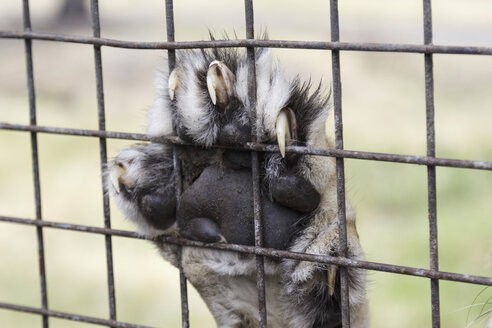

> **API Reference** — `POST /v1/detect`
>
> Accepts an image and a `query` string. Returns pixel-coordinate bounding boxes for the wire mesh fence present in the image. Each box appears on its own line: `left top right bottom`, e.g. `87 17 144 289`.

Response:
0 0 491 328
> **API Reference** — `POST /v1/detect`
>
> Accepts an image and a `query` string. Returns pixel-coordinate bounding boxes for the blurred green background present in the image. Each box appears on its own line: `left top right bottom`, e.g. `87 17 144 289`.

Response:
1 0 491 327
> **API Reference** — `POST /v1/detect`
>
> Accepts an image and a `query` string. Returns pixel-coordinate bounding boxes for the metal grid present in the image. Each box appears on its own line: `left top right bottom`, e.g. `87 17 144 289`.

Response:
0 0 492 327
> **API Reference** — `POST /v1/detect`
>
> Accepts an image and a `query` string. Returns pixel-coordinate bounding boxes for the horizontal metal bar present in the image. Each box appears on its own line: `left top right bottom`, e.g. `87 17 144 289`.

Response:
1 30 492 55
0 301 153 328
0 215 143 238
1 122 492 171
0 122 151 141
1 215 491 286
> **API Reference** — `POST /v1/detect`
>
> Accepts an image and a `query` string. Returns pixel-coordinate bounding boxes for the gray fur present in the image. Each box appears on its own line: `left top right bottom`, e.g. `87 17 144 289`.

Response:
107 41 369 327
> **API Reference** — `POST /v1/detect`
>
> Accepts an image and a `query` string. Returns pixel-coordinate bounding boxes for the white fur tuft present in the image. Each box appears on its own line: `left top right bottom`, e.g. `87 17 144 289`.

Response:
255 50 292 142
147 66 174 137
175 52 219 146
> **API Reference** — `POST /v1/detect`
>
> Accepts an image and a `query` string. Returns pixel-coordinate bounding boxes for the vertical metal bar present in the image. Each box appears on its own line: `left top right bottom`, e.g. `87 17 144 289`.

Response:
423 1 440 327
165 0 176 70
165 1 189 327
22 1 49 327
244 1 267 327
329 0 351 327
89 1 117 325
176 247 189 328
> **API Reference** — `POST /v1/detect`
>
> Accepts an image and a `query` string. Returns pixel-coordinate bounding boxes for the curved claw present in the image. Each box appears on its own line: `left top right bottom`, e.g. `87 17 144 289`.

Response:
206 60 235 106
109 161 136 194
275 107 297 158
168 68 179 101
328 265 337 296
109 163 125 194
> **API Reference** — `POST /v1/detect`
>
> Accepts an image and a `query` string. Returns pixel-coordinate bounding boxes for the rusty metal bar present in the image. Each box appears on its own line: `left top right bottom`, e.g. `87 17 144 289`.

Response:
2 122 492 171
0 302 154 328
1 215 491 287
244 0 268 326
90 0 117 324
330 0 351 326
164 1 190 327
165 0 176 69
2 30 492 55
423 1 441 327
21 1 49 327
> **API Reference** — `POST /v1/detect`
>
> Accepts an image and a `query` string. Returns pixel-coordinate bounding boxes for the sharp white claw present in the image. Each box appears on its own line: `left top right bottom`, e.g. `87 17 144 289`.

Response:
206 60 235 106
206 69 218 105
168 68 179 101
328 265 337 296
275 109 291 158
109 164 125 194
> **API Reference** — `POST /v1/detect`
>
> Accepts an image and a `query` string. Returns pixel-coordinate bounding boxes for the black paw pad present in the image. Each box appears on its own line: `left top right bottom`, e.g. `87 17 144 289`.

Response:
272 171 320 213
139 189 176 230
180 217 222 243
